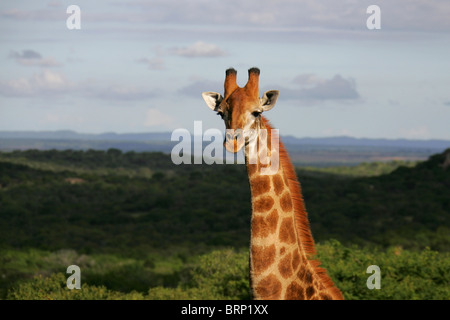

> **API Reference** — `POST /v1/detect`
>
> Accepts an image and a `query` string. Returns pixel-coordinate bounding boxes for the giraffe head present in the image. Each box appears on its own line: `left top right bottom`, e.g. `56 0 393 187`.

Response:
202 67 279 153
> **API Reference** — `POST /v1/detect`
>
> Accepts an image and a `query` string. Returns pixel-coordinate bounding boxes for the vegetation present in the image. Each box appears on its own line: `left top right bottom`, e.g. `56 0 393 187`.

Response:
0 148 449 299
4 243 449 300
303 160 419 177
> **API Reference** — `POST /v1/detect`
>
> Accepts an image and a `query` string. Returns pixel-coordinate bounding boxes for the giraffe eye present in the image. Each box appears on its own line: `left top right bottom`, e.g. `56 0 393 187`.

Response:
252 111 261 118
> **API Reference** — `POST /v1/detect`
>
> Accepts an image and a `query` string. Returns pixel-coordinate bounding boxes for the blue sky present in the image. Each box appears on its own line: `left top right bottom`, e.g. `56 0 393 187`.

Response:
1 0 450 140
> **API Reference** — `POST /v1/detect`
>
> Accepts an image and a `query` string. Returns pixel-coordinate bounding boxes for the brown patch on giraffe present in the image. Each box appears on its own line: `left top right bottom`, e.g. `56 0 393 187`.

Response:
297 267 306 284
252 209 279 238
316 280 325 290
272 174 284 196
254 274 282 300
280 191 293 212
251 175 271 197
252 216 267 238
305 286 315 299
266 209 279 232
320 293 332 300
282 170 290 187
285 282 305 300
251 245 276 274
279 217 296 244
291 249 300 271
280 247 286 255
297 266 313 284
253 196 274 213
247 163 258 177
304 270 313 284
278 252 293 279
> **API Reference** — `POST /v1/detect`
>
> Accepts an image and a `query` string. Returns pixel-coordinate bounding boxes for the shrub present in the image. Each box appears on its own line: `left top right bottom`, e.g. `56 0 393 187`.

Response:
7 273 144 300
317 240 450 300
184 249 250 299
6 243 449 300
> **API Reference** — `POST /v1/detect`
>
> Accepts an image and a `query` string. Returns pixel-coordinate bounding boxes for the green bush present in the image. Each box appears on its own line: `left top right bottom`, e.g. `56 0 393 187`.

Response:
7 273 144 300
317 240 450 300
5 243 449 300
184 249 250 299
147 287 213 300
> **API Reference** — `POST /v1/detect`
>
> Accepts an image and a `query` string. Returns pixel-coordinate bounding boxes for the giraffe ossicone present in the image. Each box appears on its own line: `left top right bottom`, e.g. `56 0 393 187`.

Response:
202 67 344 300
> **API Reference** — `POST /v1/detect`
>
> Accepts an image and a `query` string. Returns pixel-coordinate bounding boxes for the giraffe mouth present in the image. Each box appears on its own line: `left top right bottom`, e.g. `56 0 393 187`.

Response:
224 128 258 153
224 139 245 153
224 131 245 153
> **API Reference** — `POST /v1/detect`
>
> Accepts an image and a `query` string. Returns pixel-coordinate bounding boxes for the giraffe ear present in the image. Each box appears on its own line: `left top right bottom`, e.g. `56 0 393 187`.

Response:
260 90 279 112
202 92 223 111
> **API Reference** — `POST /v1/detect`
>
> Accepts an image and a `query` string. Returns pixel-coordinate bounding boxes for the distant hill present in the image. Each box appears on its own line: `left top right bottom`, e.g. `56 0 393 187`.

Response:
0 130 173 141
283 135 450 150
0 131 175 153
1 130 449 149
1 130 449 166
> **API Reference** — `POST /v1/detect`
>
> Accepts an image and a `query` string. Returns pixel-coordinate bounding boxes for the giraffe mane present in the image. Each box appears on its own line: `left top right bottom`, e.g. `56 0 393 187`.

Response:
261 116 343 297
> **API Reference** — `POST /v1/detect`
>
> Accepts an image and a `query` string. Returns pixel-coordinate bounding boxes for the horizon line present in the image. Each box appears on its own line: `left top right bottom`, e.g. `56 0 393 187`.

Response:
1 129 450 142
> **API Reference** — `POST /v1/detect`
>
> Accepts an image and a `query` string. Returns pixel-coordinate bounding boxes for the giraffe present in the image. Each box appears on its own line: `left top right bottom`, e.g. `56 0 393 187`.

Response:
202 67 344 300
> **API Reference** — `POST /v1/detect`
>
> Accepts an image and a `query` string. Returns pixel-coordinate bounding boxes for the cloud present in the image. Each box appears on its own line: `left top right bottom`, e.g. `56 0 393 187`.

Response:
179 79 223 98
47 1 62 8
3 1 450 37
144 108 175 127
300 75 359 100
4 1 450 46
0 70 156 101
136 42 226 72
111 0 450 34
9 49 41 59
1 9 30 20
0 70 72 97
136 57 165 70
9 49 61 67
275 74 360 102
170 41 227 58
292 74 321 86
1 7 60 21
444 101 450 106
87 84 157 101
136 46 166 70
179 74 359 102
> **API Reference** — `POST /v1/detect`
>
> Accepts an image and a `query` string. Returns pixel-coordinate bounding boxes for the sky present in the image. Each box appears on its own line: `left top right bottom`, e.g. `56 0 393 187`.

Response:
1 0 450 140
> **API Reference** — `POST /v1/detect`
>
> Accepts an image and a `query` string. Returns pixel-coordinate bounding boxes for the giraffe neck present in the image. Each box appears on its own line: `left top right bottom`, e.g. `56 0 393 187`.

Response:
244 117 344 300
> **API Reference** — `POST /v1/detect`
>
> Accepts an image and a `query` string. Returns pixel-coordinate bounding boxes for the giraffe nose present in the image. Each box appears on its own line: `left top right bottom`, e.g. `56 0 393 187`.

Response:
224 129 244 153
225 130 242 142
226 131 234 142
